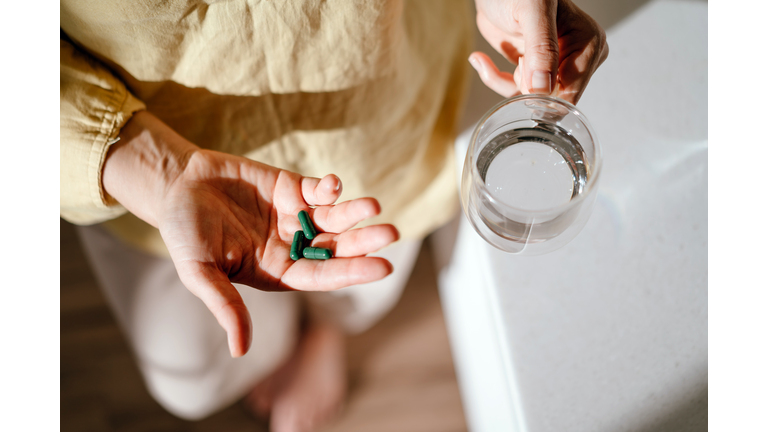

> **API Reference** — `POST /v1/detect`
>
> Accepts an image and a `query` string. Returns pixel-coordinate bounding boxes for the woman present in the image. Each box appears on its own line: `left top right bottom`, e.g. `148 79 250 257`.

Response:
60 1 607 430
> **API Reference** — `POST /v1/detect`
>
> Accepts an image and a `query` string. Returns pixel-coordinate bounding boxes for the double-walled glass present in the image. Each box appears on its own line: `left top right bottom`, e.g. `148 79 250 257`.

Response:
460 95 602 255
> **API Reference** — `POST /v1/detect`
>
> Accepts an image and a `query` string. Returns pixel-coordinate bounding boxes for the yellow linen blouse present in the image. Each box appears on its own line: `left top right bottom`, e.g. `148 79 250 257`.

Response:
60 0 473 257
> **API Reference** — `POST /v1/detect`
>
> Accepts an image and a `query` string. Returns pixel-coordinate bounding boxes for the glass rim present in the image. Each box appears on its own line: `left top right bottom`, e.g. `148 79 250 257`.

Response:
468 94 603 216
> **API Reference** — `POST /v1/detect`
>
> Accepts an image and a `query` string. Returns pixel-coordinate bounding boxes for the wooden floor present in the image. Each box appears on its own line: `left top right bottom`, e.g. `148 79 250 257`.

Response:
61 219 468 432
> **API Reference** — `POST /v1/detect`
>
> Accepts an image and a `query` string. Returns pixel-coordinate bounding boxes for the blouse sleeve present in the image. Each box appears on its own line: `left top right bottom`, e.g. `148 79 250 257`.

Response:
60 39 146 225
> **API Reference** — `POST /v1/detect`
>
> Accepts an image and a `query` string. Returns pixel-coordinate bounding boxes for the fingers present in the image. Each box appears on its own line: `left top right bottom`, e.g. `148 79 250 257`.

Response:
301 174 342 206
275 168 382 238
282 256 394 291
468 52 521 98
517 56 529 94
475 9 523 63
518 0 559 95
310 224 400 257
557 29 609 104
309 197 381 233
176 262 253 358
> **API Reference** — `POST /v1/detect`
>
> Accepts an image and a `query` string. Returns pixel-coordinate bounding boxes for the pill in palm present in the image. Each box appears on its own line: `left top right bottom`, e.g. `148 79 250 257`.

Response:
302 247 332 260
290 230 306 261
298 210 317 240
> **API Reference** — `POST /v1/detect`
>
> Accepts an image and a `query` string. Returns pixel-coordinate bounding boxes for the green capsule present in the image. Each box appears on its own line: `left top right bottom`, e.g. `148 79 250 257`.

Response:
302 247 332 260
298 210 317 240
290 230 306 261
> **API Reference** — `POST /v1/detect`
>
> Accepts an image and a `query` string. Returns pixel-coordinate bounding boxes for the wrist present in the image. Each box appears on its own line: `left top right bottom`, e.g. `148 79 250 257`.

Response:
102 110 198 227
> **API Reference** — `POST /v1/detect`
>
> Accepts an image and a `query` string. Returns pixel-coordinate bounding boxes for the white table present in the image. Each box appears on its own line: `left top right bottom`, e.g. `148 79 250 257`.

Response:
435 1 708 431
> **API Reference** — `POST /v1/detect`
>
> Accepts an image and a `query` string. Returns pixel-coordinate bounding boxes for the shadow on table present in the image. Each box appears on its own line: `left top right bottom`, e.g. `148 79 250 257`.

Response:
634 382 708 432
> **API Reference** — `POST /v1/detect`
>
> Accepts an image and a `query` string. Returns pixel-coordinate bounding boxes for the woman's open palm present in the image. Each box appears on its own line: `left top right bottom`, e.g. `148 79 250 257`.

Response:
156 150 399 357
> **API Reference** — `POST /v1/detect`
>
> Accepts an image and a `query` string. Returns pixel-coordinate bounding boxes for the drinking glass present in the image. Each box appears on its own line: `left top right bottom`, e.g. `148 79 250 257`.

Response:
460 95 602 255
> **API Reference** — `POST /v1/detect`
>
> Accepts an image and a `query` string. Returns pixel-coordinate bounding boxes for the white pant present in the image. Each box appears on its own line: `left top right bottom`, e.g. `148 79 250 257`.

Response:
76 225 422 420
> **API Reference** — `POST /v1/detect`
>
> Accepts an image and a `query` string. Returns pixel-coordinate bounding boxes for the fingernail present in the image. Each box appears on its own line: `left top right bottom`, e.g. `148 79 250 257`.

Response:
468 56 483 76
531 70 552 94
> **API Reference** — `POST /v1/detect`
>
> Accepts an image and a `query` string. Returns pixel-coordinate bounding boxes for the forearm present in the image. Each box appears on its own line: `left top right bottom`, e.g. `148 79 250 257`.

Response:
102 110 199 227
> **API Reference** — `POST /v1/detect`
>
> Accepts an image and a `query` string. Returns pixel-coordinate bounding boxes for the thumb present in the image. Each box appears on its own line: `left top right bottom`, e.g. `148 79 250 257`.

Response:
519 1 559 95
177 262 253 358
